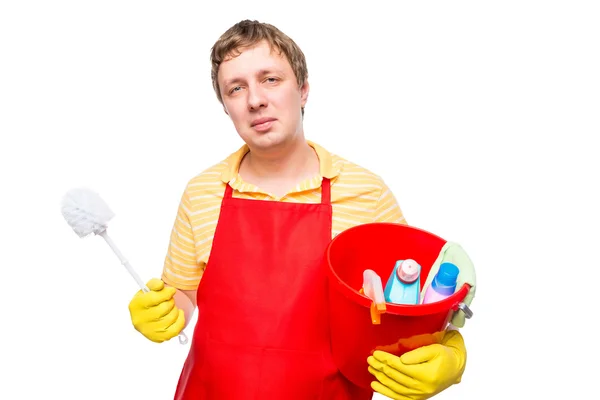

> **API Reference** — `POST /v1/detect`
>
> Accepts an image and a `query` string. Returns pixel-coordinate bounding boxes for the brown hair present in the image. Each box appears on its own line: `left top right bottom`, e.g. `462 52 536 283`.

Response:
210 20 308 115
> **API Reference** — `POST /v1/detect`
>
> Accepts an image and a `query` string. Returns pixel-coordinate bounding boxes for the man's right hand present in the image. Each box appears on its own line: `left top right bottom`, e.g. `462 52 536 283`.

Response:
128 278 185 343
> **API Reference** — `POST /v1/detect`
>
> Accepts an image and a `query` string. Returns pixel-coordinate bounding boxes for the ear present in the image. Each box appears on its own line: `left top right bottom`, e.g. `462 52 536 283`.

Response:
300 80 310 108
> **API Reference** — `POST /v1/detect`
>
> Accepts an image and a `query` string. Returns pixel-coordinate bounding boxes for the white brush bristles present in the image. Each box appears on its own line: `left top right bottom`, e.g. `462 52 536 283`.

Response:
61 188 115 237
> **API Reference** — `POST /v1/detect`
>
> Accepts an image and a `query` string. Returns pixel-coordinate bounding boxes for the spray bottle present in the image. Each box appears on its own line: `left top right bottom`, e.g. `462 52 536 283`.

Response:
383 259 421 305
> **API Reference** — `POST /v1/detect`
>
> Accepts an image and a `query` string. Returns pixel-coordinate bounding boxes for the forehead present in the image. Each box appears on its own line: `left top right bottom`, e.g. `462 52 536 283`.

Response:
218 41 292 83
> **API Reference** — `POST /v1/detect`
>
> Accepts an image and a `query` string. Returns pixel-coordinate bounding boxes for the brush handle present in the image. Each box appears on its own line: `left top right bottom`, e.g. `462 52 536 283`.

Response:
98 230 189 345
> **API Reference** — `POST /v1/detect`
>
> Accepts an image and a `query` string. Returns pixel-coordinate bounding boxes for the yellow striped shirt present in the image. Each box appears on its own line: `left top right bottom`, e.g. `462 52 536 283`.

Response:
161 141 407 291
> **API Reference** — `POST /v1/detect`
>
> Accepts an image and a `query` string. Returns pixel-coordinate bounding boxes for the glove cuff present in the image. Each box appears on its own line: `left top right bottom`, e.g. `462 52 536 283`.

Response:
442 330 467 384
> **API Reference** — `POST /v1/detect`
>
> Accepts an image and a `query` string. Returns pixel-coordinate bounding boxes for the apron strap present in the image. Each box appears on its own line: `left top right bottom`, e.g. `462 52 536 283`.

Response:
321 177 331 205
224 182 234 199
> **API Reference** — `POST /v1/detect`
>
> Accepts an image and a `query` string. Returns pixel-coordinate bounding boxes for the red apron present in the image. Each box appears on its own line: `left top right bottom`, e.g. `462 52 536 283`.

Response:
173 178 372 399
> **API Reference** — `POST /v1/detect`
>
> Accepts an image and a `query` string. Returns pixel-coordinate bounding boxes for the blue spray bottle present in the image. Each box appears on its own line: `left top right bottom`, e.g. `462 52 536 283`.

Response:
383 259 421 305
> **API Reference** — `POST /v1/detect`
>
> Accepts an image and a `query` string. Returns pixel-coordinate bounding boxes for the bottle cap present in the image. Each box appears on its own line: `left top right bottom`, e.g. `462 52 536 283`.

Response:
397 259 420 283
434 262 459 287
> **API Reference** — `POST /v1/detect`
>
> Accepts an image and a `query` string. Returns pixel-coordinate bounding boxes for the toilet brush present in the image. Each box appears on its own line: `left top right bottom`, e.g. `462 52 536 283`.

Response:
60 187 188 345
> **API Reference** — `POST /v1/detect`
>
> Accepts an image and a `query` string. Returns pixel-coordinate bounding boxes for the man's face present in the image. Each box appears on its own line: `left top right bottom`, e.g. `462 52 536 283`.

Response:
218 40 309 152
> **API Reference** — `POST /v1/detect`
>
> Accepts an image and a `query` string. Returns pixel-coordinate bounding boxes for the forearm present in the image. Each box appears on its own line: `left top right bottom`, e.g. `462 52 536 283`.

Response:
172 288 196 328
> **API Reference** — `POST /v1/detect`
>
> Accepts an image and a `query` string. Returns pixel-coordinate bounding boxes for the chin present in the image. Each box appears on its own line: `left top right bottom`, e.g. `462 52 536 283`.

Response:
247 131 288 149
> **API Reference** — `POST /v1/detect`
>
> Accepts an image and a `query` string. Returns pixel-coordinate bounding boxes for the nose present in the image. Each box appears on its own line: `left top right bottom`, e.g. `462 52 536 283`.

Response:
247 84 267 111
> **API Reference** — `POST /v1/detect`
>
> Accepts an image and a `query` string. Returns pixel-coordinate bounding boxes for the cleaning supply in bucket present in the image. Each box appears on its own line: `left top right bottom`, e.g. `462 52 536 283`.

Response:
423 241 476 327
383 259 421 305
422 262 459 304
359 269 386 324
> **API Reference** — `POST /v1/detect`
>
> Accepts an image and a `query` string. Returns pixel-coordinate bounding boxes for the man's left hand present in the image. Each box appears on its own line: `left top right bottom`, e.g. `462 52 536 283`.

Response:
367 330 466 400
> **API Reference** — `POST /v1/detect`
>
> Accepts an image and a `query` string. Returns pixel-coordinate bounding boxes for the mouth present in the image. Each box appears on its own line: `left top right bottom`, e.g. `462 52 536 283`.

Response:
251 118 277 132
251 117 277 127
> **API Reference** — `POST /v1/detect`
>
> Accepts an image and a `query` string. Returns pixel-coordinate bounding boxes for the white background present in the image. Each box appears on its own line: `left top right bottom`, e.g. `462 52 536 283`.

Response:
1 1 599 399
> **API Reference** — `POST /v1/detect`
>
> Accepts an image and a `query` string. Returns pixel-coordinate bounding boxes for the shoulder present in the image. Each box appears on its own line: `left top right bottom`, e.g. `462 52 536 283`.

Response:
334 154 385 183
180 147 245 207
311 140 387 190
328 152 390 200
324 149 406 225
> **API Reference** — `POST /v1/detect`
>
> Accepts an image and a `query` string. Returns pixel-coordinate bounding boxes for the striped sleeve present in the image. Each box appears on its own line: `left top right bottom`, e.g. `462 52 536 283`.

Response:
161 188 204 291
372 183 407 224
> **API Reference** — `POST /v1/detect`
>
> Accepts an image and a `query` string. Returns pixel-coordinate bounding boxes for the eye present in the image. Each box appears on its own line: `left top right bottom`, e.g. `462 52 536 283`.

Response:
265 77 278 83
229 86 242 94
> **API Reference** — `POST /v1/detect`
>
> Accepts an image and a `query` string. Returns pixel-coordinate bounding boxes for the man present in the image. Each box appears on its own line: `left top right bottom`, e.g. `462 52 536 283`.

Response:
127 19 467 399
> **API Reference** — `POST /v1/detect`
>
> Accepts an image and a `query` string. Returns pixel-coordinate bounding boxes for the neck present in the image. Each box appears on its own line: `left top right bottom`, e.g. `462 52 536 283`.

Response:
239 138 320 196
245 138 317 178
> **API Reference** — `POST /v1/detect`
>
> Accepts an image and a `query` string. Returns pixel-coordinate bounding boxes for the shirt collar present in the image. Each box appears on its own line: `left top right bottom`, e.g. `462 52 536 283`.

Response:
220 140 341 183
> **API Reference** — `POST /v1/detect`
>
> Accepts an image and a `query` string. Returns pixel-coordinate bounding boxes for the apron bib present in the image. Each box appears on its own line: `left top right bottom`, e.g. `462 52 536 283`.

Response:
174 178 371 399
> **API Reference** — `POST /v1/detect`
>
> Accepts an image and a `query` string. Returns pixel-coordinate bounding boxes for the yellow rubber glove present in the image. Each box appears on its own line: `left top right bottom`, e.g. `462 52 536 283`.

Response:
128 278 185 343
367 330 466 399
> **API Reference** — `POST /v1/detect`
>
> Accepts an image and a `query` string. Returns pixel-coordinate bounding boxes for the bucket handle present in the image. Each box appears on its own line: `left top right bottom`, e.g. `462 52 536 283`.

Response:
457 302 473 319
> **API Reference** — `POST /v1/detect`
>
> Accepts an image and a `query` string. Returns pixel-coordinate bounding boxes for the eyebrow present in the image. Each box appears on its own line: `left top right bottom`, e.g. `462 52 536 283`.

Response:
223 69 284 88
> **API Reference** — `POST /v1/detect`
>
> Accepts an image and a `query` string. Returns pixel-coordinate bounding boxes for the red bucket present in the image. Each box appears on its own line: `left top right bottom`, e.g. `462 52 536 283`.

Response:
325 222 469 390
